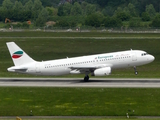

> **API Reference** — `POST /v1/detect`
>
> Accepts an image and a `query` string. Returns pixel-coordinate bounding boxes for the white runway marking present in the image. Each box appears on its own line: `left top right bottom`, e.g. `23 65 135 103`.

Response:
0 78 160 88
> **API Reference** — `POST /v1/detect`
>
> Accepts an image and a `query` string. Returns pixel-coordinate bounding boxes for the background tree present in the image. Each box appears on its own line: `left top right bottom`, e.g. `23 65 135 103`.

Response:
13 1 23 11
145 4 156 18
46 7 57 16
63 2 72 16
127 3 137 17
40 0 60 7
81 1 88 15
116 11 130 21
57 5 64 16
23 0 33 21
56 18 77 27
12 1 24 21
85 3 96 15
151 14 160 27
104 17 122 27
24 0 33 11
129 18 141 27
35 8 49 27
85 12 104 27
22 22 30 28
114 7 131 21
141 12 150 21
96 0 109 7
0 0 160 28
0 7 5 21
102 6 114 16
32 0 43 20
70 2 82 15
2 0 14 20
57 19 69 27
2 0 13 10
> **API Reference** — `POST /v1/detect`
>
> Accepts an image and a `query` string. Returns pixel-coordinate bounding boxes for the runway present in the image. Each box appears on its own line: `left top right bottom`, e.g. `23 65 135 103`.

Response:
0 78 160 87
1 36 160 40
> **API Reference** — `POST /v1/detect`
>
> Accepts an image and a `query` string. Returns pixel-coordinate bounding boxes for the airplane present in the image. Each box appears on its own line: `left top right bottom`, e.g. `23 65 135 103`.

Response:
6 42 155 82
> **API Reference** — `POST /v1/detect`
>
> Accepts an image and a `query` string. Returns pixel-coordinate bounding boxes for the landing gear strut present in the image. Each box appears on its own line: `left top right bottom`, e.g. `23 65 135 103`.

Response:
84 75 89 82
134 66 138 75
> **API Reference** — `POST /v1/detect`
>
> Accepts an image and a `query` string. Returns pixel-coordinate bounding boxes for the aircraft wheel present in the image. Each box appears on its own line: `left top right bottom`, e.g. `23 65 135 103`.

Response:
135 71 138 75
84 75 89 82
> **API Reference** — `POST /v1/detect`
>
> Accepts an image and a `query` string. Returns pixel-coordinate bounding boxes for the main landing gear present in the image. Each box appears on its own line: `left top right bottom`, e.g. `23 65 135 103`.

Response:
134 66 138 75
84 75 89 82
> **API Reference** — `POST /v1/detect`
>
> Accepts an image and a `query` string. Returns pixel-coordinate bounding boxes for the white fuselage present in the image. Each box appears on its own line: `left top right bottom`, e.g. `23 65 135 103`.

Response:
8 50 155 76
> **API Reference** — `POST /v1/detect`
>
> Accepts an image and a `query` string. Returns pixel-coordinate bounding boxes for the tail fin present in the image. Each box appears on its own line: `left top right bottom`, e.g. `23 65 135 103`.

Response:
6 42 35 66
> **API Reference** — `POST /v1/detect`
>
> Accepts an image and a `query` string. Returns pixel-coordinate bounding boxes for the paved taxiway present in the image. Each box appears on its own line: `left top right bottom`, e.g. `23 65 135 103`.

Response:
0 78 160 87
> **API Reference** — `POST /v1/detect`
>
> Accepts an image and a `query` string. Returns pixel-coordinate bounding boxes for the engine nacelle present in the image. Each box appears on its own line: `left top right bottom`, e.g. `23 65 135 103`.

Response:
91 67 111 76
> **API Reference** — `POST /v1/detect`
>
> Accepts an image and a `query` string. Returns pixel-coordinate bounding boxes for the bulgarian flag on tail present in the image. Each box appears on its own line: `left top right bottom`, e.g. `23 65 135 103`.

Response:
12 51 23 59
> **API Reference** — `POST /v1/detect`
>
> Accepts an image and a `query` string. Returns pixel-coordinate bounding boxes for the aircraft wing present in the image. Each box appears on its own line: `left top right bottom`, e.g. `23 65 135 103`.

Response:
70 64 112 69
69 64 112 74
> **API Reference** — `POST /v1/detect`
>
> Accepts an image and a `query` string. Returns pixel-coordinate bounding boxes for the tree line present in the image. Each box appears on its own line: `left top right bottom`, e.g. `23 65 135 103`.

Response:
0 0 160 28
0 0 49 27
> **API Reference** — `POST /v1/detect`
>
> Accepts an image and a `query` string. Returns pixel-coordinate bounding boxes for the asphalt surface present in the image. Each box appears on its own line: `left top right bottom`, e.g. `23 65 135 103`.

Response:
1 36 160 39
0 78 160 87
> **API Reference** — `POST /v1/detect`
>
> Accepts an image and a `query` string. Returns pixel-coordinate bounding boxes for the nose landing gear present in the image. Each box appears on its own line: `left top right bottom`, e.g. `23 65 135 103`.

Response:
134 66 138 75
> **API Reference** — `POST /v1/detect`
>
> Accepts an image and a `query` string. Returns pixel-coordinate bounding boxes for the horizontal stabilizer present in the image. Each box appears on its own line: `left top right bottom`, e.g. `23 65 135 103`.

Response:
7 66 28 72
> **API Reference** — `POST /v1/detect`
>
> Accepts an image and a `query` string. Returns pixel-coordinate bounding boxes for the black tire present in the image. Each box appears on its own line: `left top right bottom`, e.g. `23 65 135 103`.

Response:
84 75 89 82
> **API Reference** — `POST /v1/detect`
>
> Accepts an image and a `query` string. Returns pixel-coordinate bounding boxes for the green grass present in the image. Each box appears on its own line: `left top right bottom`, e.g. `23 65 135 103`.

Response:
0 22 6 28
0 32 159 77
0 87 160 116
1 32 160 37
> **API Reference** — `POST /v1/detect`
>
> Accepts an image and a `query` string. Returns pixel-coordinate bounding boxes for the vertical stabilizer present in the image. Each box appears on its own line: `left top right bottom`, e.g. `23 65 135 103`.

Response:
6 42 35 66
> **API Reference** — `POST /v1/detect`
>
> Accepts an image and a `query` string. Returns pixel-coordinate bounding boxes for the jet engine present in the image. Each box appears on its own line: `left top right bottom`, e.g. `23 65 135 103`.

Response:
91 67 111 76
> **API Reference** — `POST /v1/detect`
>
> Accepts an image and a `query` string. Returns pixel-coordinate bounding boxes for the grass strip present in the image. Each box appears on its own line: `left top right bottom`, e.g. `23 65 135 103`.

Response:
1 32 160 37
0 87 160 116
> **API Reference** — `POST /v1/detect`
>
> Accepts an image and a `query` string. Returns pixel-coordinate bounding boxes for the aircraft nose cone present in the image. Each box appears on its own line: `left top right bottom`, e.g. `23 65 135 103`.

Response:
150 55 155 62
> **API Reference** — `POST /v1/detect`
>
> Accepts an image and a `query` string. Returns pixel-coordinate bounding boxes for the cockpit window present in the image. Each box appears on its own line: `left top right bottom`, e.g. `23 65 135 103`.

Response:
141 53 148 56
